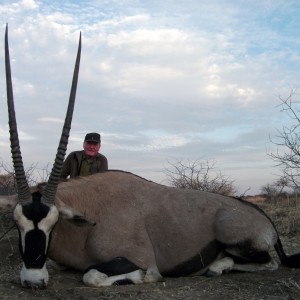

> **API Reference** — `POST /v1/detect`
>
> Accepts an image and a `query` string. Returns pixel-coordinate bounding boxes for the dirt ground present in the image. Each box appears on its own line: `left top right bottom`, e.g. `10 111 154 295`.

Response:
0 225 300 300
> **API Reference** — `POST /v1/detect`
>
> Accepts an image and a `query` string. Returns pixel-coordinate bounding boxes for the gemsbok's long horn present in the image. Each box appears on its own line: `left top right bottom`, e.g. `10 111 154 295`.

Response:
5 23 81 205
5 24 31 203
42 32 81 204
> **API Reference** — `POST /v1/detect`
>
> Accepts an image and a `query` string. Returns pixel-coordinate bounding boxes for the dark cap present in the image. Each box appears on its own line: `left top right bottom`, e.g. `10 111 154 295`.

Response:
84 132 101 143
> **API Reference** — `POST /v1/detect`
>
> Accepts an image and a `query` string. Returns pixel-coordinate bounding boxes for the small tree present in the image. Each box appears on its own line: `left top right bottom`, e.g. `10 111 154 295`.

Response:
164 159 236 196
0 161 50 195
269 89 300 189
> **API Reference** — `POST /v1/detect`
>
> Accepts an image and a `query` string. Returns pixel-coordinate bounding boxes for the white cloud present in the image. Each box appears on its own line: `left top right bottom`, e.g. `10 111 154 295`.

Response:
101 14 150 27
38 117 64 124
107 130 189 152
1 0 300 194
42 12 74 24
20 0 38 9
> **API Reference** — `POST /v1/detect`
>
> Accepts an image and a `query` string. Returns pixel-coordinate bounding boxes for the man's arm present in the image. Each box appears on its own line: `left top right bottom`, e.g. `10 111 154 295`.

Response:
102 156 108 171
60 153 72 178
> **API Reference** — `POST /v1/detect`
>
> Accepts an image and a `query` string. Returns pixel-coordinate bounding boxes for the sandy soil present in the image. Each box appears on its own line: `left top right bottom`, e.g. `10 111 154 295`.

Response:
0 226 300 300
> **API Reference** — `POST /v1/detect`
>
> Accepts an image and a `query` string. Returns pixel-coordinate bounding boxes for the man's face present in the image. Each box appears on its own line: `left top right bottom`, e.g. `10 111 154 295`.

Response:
83 141 100 158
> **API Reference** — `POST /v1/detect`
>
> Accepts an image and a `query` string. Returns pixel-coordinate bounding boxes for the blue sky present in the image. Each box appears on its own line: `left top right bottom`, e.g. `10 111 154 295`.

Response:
1 0 300 194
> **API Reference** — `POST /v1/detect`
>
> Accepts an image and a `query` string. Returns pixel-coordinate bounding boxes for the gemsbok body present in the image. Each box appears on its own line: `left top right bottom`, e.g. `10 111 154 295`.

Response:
1 25 300 289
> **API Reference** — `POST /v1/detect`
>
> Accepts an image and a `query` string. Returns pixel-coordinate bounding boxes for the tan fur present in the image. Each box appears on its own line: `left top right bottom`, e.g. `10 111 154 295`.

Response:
47 171 277 275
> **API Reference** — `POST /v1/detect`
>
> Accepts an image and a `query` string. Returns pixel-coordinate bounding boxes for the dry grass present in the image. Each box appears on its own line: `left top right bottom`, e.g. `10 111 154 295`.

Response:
257 196 300 236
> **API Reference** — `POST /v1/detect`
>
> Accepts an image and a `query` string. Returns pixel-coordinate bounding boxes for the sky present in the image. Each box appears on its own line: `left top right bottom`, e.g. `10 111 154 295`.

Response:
1 0 300 195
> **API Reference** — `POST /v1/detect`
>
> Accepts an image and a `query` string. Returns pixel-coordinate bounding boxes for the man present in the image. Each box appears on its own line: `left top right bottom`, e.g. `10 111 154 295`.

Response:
61 132 108 179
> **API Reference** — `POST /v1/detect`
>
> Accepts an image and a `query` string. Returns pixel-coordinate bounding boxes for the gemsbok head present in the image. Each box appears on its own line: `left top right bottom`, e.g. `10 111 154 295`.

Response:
4 24 81 288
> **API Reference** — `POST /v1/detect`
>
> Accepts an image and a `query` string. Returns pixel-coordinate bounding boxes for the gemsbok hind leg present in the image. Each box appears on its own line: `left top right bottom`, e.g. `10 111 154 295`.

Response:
225 244 278 273
206 253 278 277
230 258 278 273
206 256 235 276
210 207 279 276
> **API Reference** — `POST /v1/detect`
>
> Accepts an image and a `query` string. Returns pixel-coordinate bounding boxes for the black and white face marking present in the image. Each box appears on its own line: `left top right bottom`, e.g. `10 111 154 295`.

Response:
13 192 59 288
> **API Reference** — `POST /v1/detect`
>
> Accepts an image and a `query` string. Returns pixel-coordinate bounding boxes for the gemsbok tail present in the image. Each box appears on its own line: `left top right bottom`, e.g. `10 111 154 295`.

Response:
275 238 300 268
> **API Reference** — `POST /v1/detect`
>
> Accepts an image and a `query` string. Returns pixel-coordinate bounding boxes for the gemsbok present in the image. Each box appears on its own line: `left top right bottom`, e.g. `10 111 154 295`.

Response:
1 25 300 289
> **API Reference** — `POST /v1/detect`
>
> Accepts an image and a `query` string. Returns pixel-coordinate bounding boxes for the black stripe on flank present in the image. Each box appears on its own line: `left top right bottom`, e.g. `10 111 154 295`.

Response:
163 240 221 277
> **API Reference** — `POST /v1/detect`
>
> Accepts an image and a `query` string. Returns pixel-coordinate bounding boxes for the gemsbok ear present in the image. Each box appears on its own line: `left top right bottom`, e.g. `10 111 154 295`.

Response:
56 197 96 226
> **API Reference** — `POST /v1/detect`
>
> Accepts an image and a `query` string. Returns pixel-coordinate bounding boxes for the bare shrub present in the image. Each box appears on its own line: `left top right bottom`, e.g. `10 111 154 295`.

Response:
0 161 50 195
164 159 236 196
0 173 15 195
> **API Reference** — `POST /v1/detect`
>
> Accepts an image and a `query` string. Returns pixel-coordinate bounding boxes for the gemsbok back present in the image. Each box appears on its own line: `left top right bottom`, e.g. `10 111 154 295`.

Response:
1 25 300 289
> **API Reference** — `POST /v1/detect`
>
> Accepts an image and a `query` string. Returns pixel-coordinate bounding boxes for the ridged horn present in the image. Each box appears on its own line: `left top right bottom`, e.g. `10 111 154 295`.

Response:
5 24 31 203
42 32 81 204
